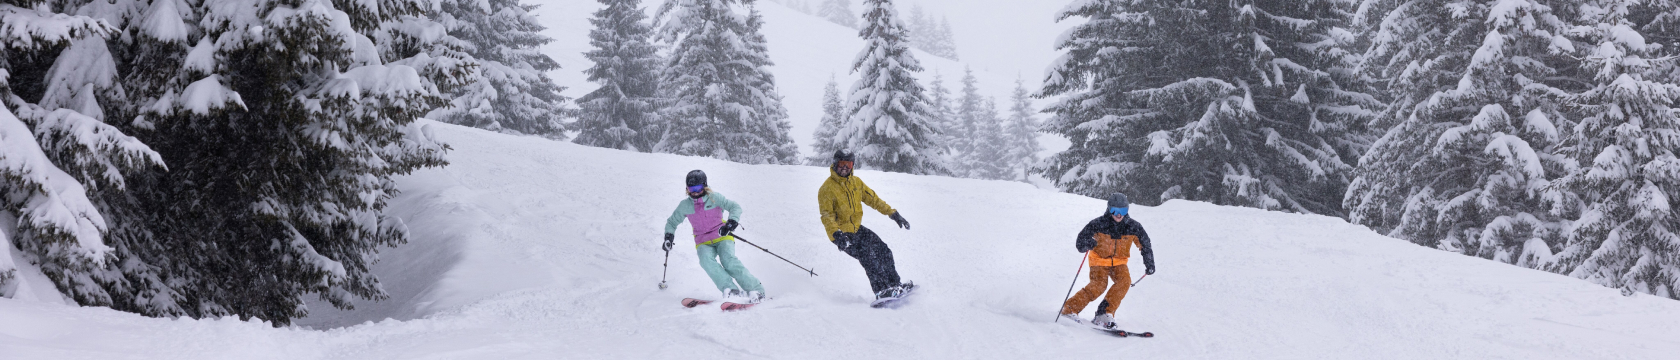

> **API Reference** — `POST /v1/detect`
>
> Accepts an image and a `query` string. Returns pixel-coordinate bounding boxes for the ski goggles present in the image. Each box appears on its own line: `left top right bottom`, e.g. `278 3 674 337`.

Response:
686 185 705 193
836 161 854 170
1108 206 1129 216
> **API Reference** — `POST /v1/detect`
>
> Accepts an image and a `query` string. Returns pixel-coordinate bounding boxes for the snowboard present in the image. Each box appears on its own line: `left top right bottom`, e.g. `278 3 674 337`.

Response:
681 298 713 308
869 282 917 309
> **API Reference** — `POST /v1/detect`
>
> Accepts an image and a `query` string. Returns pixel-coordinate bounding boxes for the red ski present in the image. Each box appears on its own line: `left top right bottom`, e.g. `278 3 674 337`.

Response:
681 298 714 308
720 302 757 311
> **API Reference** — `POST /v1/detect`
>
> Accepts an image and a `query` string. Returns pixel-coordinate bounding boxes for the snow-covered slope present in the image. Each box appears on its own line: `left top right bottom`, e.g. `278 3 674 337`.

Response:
4 122 1678 359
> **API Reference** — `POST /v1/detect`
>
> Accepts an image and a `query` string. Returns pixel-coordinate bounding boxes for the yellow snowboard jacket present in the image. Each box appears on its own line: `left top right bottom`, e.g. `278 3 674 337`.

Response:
817 168 896 242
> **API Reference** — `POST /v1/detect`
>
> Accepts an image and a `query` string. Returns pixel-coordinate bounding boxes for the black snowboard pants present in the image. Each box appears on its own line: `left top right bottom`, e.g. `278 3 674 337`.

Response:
837 226 901 294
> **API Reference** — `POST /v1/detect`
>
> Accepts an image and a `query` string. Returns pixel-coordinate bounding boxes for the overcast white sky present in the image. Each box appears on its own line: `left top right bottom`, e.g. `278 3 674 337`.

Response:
893 0 1074 84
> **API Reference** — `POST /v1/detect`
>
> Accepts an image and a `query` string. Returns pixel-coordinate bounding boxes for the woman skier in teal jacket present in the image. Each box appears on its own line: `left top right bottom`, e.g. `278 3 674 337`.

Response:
663 170 765 302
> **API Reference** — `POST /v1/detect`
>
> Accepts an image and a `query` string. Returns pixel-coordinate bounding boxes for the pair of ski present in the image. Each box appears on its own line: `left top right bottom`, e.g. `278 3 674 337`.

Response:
1092 325 1154 338
682 298 757 311
1064 315 1153 338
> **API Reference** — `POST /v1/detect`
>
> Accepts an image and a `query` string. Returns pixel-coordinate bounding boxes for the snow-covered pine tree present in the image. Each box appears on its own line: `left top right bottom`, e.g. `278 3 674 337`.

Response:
927 17 958 60
738 8 801 161
819 0 857 28
1549 0 1680 299
655 1 798 164
1345 0 1577 263
968 97 1011 180
950 67 983 177
839 0 946 174
428 0 570 139
74 0 211 313
808 75 847 165
1004 79 1041 182
901 8 955 60
1635 2 1680 87
0 0 163 302
1037 0 1377 215
93 0 453 324
925 72 958 163
576 0 663 152
908 4 931 53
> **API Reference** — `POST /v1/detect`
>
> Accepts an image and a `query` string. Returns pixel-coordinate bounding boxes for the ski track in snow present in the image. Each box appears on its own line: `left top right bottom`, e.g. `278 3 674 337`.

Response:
4 122 1679 359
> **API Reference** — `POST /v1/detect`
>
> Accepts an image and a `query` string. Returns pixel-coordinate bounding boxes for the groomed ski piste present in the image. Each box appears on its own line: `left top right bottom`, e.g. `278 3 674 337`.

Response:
5 121 1680 359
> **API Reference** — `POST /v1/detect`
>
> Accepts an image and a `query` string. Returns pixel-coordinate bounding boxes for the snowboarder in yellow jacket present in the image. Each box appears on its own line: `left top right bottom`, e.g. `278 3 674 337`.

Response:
1061 193 1155 329
818 150 913 300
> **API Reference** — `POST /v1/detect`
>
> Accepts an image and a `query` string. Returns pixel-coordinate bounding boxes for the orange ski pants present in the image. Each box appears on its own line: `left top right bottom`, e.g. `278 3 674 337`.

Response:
1061 265 1130 316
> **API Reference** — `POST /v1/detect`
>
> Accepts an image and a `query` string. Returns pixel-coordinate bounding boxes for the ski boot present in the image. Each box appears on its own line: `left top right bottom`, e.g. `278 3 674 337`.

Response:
878 281 916 298
745 290 765 304
1091 313 1115 329
874 287 901 300
722 288 746 302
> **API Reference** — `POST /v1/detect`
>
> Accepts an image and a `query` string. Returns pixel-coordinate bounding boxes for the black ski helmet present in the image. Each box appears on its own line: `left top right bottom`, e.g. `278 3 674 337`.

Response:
1107 193 1130 209
686 170 707 187
833 149 855 163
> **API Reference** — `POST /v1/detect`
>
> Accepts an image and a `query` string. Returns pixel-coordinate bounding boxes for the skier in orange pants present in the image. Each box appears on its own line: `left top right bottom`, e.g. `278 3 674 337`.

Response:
1060 193 1155 328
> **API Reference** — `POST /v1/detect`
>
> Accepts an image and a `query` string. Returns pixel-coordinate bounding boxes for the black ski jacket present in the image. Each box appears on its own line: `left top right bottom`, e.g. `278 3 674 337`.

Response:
1075 215 1154 269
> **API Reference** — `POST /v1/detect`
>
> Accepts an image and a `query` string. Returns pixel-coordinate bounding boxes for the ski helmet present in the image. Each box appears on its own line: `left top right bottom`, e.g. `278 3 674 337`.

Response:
833 149 855 163
686 170 707 187
1106 193 1130 216
1107 193 1130 208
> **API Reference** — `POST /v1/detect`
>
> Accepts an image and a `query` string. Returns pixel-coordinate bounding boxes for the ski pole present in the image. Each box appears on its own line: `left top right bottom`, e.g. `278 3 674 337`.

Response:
731 234 818 277
659 247 671 290
1131 274 1148 287
1055 255 1089 323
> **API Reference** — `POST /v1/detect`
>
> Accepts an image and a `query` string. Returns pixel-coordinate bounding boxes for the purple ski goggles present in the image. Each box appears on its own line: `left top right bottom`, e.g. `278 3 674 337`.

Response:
687 185 705 193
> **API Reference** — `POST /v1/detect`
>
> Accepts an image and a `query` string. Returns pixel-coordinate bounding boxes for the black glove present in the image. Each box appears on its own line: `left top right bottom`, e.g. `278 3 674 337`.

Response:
1076 237 1095 253
719 219 739 236
663 233 675 251
832 231 855 253
1146 264 1156 275
889 211 910 230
